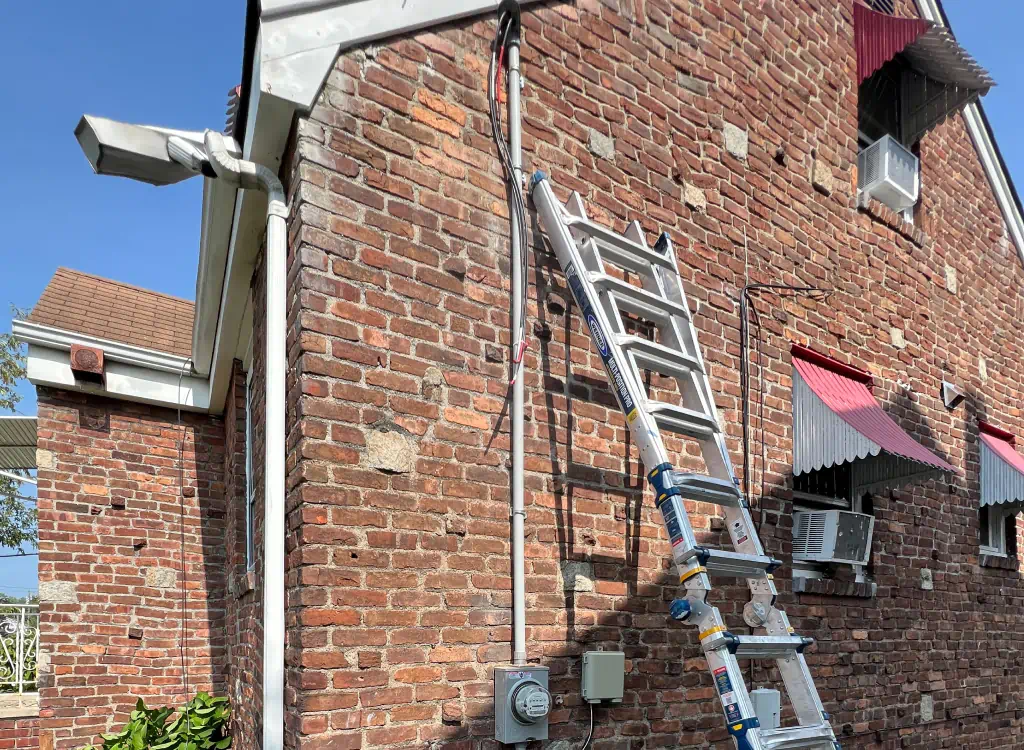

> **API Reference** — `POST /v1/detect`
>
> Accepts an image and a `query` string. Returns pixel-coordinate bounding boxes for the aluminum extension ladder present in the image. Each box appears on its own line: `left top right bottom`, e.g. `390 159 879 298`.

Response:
530 173 841 750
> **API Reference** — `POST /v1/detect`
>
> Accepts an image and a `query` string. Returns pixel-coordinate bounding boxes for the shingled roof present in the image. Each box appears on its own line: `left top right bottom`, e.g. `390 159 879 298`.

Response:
28 268 194 358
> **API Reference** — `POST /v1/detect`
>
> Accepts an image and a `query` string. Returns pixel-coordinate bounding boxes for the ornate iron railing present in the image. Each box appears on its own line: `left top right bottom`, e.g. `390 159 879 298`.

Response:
0 604 38 693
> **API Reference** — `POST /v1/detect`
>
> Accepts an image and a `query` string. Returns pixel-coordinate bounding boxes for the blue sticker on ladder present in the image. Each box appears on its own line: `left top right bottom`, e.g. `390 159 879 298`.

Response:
565 263 638 423
658 499 685 549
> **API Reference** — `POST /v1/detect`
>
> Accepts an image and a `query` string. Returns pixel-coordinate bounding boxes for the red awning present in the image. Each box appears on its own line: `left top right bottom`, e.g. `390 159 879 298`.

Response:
979 421 1024 507
854 2 931 84
791 345 955 491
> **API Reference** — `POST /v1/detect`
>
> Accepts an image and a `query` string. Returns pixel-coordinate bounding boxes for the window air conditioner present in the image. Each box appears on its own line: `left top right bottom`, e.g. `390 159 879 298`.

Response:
793 510 875 566
857 135 919 212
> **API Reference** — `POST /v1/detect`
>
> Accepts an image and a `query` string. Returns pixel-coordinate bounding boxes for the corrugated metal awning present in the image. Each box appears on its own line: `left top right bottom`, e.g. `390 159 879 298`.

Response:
0 417 37 470
979 421 1024 508
856 2 994 144
792 345 955 494
855 2 930 84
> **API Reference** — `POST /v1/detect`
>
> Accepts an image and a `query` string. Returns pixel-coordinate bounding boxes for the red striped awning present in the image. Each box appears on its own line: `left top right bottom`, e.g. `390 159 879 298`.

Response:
855 2 931 84
791 345 955 492
979 421 1024 507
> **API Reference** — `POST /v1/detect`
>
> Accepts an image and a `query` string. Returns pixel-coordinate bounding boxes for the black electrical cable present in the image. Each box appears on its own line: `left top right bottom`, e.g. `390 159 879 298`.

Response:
0 552 39 559
488 5 529 384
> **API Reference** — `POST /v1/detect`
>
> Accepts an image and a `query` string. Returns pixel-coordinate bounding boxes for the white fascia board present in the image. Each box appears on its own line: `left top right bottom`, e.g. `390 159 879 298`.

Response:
23 344 210 413
916 0 1024 259
193 175 240 376
14 321 193 375
259 0 545 110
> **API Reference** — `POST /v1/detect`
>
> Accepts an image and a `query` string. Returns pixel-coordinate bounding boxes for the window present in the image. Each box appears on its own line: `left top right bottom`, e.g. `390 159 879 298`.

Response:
868 0 895 15
980 505 1017 557
245 367 256 570
793 463 853 510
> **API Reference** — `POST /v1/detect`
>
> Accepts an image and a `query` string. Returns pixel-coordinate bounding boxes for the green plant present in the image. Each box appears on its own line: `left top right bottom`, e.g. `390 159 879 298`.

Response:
83 694 231 750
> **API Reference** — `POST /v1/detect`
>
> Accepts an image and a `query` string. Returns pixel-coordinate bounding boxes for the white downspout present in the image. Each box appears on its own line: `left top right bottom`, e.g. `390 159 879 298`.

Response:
506 30 527 669
204 131 287 750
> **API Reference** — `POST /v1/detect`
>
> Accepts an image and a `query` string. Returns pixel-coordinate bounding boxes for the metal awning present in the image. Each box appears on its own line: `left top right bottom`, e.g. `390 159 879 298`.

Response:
979 421 1024 508
792 345 955 494
856 2 994 144
0 417 37 470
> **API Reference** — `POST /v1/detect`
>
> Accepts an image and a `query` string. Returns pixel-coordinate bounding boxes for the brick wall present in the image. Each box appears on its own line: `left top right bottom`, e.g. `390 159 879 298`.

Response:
272 1 1024 748
0 717 40 750
35 391 227 750
222 361 263 750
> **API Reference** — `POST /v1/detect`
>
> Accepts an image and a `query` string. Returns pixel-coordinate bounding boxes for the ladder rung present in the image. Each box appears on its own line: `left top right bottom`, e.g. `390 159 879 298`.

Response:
757 724 836 750
647 401 718 439
616 335 702 380
667 472 743 507
705 633 814 659
589 273 689 322
680 547 780 579
565 217 676 274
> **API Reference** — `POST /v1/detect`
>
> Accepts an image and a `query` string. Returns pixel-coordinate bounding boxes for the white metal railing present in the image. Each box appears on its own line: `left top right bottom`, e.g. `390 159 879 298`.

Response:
0 604 38 694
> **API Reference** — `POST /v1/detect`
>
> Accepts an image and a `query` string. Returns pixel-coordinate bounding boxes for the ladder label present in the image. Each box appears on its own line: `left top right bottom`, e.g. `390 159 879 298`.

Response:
658 497 685 548
565 263 639 423
713 667 742 723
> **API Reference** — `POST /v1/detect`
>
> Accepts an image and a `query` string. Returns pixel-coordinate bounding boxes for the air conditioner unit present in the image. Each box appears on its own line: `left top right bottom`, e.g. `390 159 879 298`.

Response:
793 510 874 565
857 135 919 212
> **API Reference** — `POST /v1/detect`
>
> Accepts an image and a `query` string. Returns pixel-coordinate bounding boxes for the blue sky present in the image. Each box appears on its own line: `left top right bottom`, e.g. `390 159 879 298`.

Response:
0 2 1020 594
0 2 243 594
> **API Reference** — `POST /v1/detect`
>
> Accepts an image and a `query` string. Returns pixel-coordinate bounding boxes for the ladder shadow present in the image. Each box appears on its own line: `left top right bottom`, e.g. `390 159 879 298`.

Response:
533 234 651 644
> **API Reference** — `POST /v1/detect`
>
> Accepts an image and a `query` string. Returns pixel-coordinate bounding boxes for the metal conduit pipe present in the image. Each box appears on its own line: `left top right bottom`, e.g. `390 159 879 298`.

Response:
506 33 527 669
204 130 288 750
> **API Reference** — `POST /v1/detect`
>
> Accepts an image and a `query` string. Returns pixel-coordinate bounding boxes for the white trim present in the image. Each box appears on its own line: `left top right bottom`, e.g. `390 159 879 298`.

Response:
0 470 35 486
21 342 210 412
13 320 192 375
259 0 545 109
916 0 1024 258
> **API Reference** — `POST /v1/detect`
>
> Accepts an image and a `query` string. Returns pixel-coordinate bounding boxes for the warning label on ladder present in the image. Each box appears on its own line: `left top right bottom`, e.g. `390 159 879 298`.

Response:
714 667 742 723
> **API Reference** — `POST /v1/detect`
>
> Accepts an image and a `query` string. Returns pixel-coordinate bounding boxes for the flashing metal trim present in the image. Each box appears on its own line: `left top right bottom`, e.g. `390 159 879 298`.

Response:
13 320 193 375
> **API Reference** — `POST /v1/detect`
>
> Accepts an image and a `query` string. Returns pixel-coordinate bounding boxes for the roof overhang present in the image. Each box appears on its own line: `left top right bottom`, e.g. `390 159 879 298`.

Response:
979 421 1024 508
791 344 955 494
193 0 545 412
0 417 36 471
13 320 210 412
914 0 1024 258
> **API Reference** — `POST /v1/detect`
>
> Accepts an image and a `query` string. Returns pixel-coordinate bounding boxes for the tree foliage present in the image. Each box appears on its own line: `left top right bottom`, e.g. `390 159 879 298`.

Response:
0 318 34 551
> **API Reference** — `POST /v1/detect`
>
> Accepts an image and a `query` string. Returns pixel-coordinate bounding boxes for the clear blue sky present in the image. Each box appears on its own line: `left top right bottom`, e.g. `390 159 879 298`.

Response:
0 1 243 594
0 2 1020 594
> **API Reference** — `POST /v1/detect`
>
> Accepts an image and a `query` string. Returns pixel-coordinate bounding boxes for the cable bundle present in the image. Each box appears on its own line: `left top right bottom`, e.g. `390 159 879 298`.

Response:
488 4 529 385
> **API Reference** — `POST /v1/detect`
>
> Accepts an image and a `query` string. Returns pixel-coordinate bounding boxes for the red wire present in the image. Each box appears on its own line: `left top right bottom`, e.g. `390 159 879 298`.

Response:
497 45 506 104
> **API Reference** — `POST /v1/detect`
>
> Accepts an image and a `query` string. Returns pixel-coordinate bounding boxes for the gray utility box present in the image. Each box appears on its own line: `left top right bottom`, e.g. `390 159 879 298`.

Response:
581 651 625 704
494 666 551 745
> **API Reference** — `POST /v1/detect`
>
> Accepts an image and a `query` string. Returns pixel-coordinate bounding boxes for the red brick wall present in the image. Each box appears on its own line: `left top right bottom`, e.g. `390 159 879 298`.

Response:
272 1 1024 749
0 717 40 750
222 361 263 750
35 390 227 750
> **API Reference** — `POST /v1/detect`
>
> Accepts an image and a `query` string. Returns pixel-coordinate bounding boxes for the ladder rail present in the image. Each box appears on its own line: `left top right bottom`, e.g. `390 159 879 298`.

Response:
530 173 841 750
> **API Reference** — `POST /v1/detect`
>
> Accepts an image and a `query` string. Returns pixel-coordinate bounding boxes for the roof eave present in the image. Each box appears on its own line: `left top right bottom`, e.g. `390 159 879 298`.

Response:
916 0 1024 259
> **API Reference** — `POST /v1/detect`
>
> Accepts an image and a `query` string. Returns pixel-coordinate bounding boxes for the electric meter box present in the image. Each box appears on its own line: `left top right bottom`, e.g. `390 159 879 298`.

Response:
494 665 551 744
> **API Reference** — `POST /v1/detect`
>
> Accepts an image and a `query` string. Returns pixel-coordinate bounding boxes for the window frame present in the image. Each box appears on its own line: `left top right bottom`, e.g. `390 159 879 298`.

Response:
980 505 1009 557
